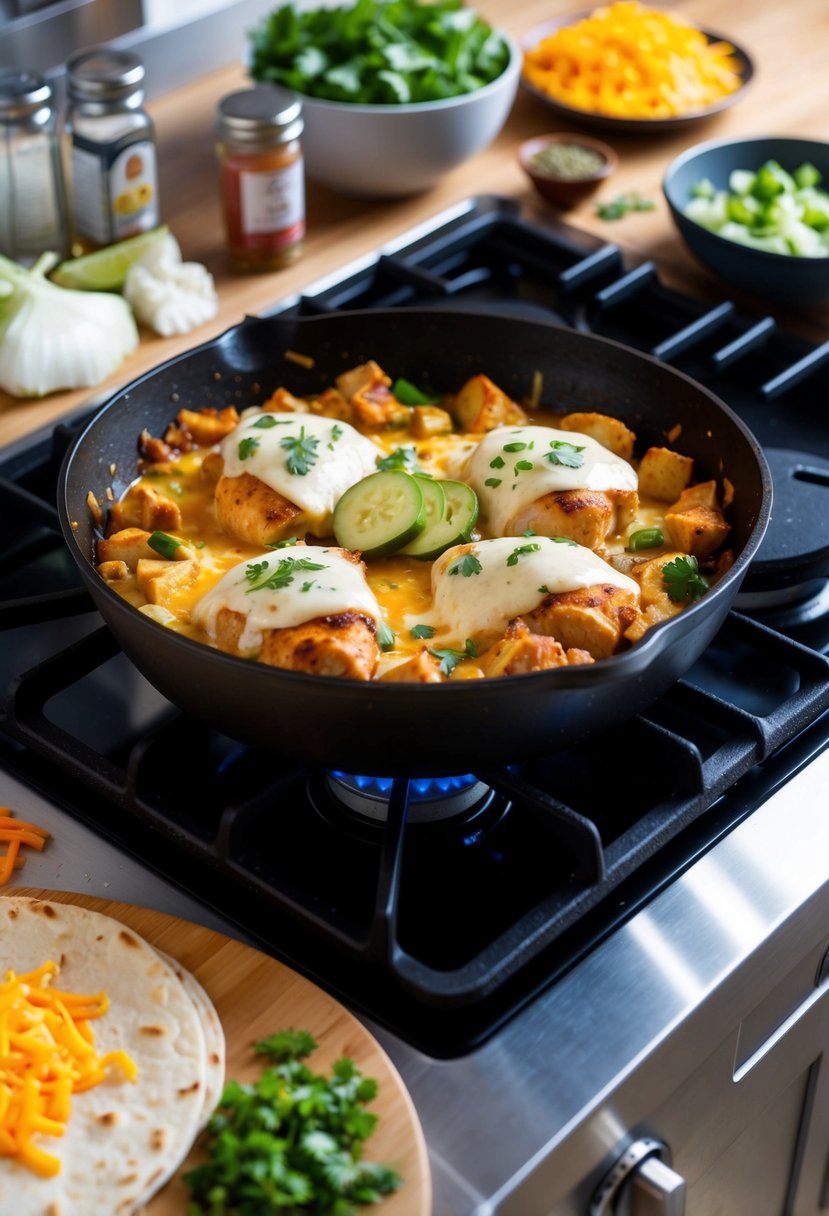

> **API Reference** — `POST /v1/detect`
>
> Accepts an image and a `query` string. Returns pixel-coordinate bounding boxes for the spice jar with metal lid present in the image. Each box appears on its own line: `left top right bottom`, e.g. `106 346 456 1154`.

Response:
0 69 69 264
215 86 304 272
65 47 160 254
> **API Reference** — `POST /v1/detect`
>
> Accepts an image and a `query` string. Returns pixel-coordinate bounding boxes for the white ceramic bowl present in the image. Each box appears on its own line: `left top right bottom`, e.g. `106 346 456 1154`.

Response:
297 32 521 197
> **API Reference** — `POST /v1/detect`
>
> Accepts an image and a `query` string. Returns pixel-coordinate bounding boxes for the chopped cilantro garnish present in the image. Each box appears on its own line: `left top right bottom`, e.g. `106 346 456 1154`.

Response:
251 415 281 429
447 552 483 578
280 426 320 476
489 455 505 469
514 460 533 473
523 528 537 537
268 536 300 549
538 584 550 594
376 445 418 472
245 555 327 593
391 377 439 405
238 435 260 460
663 554 709 603
545 440 585 469
428 638 478 676
484 477 502 488
301 581 316 592
410 623 436 640
506 542 541 567
503 441 528 452
551 536 578 546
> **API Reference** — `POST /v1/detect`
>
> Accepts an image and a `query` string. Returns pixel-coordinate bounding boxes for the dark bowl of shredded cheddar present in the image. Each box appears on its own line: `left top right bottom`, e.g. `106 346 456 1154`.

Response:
518 133 617 208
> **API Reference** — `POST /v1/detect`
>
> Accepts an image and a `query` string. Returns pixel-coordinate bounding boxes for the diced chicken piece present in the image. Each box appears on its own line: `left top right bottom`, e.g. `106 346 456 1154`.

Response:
623 551 687 643
107 484 182 535
637 446 694 502
200 450 224 482
97 526 157 570
214 471 304 546
453 374 528 433
97 560 129 582
559 411 636 461
527 584 640 659
381 649 444 683
335 360 390 400
508 488 639 549
138 428 177 465
261 387 309 414
478 619 594 677
136 557 199 606
411 405 453 439
174 406 240 447
664 480 730 559
351 383 410 429
309 387 352 423
213 608 378 680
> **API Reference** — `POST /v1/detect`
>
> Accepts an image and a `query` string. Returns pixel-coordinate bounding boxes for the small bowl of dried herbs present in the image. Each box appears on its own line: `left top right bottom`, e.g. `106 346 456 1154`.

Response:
518 133 617 208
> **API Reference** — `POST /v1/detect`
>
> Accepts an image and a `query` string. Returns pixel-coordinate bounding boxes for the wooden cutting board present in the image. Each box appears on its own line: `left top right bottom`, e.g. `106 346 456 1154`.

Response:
7 888 431 1216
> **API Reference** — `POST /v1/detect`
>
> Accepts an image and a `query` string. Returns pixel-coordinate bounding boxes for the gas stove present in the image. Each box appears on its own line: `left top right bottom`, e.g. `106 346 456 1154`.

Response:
3 195 829 1214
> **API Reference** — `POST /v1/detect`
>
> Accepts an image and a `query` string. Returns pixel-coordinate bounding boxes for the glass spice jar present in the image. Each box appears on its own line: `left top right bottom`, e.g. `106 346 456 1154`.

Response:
65 47 160 254
0 69 69 264
215 86 304 272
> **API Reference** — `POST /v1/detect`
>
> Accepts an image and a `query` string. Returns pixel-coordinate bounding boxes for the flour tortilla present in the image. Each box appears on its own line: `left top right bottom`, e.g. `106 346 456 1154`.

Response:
0 897 209 1216
155 948 225 1126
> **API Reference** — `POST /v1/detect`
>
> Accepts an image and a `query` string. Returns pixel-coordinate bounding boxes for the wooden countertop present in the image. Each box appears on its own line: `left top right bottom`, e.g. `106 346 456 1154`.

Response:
2 0 828 445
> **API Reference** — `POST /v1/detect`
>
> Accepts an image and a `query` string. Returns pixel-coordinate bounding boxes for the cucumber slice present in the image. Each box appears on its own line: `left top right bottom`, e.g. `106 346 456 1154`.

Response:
399 476 446 556
333 470 426 558
402 479 479 560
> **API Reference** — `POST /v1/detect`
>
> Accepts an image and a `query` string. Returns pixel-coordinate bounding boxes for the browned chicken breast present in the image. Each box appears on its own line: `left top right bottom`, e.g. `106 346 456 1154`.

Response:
212 607 378 680
526 584 641 659
478 620 594 676
508 488 638 550
214 470 304 548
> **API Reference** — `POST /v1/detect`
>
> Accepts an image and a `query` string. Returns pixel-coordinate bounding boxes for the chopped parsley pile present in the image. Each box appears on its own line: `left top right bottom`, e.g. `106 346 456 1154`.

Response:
184 1029 402 1215
248 0 512 104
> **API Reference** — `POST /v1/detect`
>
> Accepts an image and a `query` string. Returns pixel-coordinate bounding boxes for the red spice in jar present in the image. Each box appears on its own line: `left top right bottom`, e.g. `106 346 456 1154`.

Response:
215 86 304 272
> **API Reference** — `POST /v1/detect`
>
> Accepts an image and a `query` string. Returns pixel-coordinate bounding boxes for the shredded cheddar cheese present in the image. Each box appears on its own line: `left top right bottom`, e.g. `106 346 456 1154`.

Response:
0 960 137 1177
523 2 745 120
0 810 50 886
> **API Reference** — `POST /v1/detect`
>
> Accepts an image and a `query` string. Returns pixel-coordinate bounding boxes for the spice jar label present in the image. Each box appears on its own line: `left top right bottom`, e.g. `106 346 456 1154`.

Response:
239 157 304 242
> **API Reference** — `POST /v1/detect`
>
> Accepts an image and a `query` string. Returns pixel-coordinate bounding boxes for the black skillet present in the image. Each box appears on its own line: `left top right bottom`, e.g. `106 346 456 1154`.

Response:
59 309 772 776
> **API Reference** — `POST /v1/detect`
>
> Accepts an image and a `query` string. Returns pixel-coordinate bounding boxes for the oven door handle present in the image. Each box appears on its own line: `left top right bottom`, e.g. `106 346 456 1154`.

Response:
733 952 829 1083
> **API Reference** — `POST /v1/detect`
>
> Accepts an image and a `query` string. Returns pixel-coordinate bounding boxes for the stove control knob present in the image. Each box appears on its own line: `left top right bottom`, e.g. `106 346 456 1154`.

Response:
590 1137 687 1216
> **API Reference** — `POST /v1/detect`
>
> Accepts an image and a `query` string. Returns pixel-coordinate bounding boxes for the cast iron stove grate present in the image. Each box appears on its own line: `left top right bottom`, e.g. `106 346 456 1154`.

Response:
3 195 829 1055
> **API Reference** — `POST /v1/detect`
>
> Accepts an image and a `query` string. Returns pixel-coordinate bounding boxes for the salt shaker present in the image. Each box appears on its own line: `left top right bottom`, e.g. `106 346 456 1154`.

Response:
0 69 69 264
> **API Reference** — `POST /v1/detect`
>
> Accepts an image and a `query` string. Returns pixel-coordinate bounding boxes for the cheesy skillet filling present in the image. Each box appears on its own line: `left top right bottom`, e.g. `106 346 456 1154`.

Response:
93 362 734 683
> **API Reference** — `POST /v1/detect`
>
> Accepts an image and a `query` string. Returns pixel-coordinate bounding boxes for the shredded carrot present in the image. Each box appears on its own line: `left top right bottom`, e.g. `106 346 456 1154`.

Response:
0 960 137 1177
0 809 50 887
523 2 745 120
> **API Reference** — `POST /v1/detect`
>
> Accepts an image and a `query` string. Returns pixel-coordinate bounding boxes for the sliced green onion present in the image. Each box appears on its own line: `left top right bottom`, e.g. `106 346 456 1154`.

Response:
391 377 439 406
148 531 183 559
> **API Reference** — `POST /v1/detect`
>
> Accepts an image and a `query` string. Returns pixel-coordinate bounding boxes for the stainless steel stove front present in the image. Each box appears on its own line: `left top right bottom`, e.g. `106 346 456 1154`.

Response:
11 742 829 1216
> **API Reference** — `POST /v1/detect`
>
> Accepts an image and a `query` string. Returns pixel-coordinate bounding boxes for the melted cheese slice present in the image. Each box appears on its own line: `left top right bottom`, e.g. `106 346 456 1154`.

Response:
420 535 640 645
220 412 380 529
192 545 382 655
466 425 638 536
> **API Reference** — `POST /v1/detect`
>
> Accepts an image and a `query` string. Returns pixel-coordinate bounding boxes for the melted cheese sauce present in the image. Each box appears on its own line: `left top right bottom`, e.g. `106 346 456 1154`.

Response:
192 545 381 654
419 536 640 646
466 425 638 536
102 402 694 679
220 412 380 532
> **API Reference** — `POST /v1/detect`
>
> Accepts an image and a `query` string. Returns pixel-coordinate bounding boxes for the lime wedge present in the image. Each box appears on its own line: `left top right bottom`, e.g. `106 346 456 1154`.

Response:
52 226 170 291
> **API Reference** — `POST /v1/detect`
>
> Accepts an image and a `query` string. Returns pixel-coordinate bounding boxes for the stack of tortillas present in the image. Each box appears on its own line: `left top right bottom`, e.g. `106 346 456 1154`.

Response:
0 896 226 1215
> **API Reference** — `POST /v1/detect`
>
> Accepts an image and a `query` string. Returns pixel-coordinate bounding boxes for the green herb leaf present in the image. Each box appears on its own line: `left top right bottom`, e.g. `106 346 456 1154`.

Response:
489 455 505 469
484 477 502 488
545 440 585 469
538 584 550 594
268 535 300 549
410 623 436 639
238 435 260 460
514 459 533 473
280 425 320 476
376 445 418 472
147 531 182 559
627 527 664 552
506 542 541 567
662 554 710 603
428 638 478 676
245 555 327 593
447 552 483 577
550 535 578 545
251 414 281 429
503 440 527 452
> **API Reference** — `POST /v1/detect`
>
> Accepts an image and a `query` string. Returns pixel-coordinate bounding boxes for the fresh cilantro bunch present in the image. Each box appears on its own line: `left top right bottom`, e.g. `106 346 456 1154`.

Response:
248 0 511 104
184 1029 402 1215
